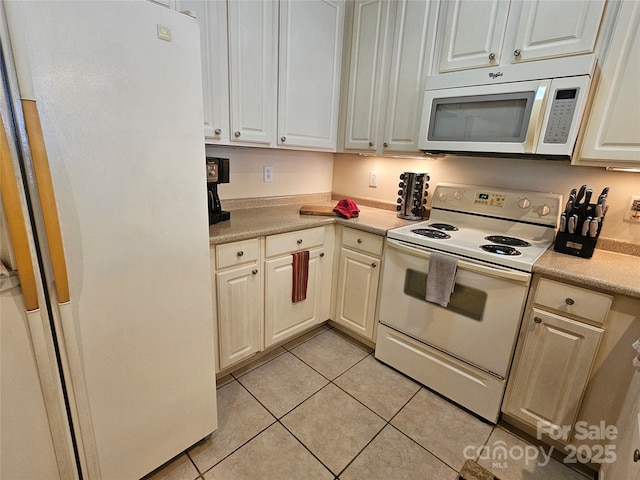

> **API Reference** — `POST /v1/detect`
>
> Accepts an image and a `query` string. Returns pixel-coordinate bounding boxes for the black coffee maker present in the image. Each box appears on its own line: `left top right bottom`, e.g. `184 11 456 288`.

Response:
206 157 230 225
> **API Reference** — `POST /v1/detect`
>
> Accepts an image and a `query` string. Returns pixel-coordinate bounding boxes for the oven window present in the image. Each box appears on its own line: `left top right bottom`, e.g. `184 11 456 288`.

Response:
404 269 487 321
428 91 535 143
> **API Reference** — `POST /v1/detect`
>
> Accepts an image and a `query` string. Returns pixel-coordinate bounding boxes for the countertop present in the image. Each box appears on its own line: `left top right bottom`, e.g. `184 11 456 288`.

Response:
209 202 413 245
209 202 640 300
534 248 640 299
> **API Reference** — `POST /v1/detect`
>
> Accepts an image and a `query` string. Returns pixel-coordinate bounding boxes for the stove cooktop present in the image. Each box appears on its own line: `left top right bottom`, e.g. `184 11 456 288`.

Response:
387 184 562 272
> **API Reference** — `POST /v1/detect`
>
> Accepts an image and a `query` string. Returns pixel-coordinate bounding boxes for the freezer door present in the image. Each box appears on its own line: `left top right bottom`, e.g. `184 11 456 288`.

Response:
4 2 217 479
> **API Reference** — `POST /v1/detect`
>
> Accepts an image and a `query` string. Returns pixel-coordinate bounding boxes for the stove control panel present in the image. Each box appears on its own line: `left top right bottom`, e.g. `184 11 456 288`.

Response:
473 192 506 208
432 183 562 227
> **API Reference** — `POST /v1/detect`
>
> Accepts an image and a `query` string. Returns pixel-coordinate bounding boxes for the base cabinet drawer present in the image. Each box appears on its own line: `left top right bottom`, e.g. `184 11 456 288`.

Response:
503 308 603 437
534 278 612 324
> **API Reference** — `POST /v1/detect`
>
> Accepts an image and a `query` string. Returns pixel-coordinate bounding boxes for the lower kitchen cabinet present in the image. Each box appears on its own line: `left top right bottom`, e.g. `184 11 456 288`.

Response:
333 227 382 341
264 226 333 347
214 238 263 370
265 247 324 347
503 307 603 433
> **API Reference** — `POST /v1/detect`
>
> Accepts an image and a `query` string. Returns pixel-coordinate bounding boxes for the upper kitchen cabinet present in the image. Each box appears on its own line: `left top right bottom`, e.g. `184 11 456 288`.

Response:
574 0 640 168
178 0 230 142
186 0 344 151
342 0 438 154
227 0 279 146
436 0 606 73
278 0 345 150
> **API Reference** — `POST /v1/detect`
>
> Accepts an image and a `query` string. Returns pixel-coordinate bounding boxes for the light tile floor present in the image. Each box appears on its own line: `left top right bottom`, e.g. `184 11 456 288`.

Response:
145 326 595 480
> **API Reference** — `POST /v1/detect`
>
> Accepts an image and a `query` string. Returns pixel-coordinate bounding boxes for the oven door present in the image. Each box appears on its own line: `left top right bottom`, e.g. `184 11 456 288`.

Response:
378 239 531 378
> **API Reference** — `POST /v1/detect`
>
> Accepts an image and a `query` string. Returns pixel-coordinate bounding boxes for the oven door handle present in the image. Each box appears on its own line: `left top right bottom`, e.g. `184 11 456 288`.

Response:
386 239 532 284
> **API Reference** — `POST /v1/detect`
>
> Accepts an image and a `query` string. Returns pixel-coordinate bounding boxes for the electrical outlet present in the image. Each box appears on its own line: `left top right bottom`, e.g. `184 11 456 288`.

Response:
369 170 378 188
623 195 640 222
263 165 273 183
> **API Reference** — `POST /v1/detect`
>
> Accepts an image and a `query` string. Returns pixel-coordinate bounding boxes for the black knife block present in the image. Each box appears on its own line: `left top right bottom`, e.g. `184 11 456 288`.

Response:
553 205 604 259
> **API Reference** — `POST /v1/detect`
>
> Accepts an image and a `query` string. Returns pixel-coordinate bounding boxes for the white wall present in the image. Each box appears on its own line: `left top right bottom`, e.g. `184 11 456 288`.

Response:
333 153 640 243
205 146 334 200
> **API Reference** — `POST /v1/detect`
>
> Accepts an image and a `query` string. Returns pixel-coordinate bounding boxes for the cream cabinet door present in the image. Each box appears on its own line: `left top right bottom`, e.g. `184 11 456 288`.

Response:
575 0 640 167
216 264 262 370
278 0 345 150
510 0 606 64
343 0 393 151
264 248 323 347
227 0 278 146
178 0 230 142
334 247 380 341
437 0 510 73
503 308 603 437
382 0 433 153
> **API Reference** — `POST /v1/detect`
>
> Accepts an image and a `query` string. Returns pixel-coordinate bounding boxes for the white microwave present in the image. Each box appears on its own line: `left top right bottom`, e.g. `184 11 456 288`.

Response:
418 75 592 159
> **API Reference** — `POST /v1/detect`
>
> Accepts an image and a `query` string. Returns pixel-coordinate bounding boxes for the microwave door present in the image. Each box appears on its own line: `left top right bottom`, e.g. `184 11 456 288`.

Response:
419 80 544 155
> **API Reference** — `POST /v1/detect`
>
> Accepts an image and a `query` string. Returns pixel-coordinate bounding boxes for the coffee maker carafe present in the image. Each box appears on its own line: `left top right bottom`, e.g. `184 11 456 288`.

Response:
206 157 230 225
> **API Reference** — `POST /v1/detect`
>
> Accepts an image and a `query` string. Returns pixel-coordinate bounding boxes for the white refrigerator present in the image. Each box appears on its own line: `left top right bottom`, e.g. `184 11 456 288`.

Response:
0 2 217 479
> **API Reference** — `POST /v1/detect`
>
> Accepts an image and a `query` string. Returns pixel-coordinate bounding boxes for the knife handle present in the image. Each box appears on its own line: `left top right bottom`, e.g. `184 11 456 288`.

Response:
559 213 566 232
581 216 592 236
589 218 599 237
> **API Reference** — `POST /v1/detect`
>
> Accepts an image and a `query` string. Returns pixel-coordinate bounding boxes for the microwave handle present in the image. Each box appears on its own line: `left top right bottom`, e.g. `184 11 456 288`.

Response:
524 80 551 154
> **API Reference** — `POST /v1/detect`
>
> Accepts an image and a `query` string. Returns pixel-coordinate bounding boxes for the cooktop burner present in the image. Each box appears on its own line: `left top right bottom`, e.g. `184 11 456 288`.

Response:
411 228 451 239
429 223 459 231
484 235 531 247
480 244 522 256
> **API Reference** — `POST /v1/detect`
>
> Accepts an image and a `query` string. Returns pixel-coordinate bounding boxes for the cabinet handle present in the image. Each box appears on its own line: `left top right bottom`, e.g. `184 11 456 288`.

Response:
297 239 303 245
514 49 521 57
214 128 222 135
565 298 575 305
237 251 244 257
368 141 374 147
488 52 495 60
357 238 363 244
533 316 542 324
319 252 325 257
280 136 286 142
252 269 258 275
371 262 377 268
234 131 241 137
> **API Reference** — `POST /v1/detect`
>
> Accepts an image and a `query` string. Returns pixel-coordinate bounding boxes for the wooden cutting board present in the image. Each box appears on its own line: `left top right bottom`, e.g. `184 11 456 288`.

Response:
299 204 360 217
299 205 338 216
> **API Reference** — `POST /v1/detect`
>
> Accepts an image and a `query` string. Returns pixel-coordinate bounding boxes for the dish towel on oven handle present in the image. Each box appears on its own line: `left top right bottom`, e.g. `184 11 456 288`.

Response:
425 252 458 307
292 250 310 303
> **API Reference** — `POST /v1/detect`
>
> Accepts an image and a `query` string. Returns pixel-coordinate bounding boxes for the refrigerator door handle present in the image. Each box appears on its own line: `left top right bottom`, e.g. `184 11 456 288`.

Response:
0 115 39 311
22 99 70 304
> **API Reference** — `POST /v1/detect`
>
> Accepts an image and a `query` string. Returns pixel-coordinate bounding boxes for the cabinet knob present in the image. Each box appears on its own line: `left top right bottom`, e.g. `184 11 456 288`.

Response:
319 252 325 258
565 298 575 305
533 316 542 324
237 251 244 257
252 269 258 275
234 131 241 137
214 128 222 135
514 49 521 57
297 239 303 245
371 262 377 268
383 142 388 148
357 238 363 244
488 52 495 60
281 136 286 142
368 141 374 147
633 449 640 462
